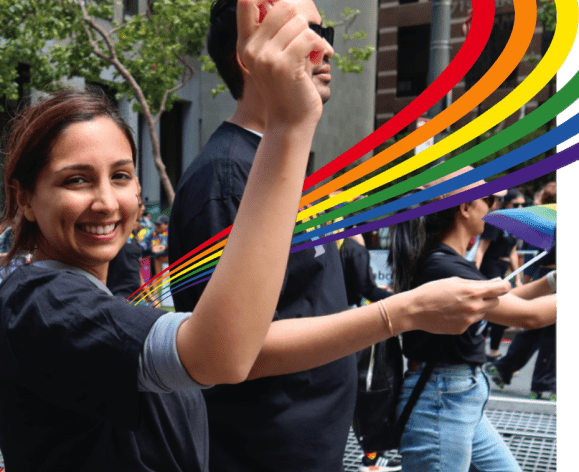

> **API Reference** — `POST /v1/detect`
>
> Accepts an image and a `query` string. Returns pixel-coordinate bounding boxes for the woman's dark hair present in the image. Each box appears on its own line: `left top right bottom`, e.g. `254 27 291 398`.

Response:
0 86 137 264
388 193 461 293
207 0 245 100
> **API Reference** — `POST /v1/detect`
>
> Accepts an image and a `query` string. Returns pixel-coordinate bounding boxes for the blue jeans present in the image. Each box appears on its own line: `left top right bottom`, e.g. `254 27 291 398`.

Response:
395 364 521 472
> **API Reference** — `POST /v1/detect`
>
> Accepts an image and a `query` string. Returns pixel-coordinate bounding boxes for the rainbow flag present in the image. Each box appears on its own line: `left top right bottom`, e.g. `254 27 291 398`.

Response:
482 204 556 251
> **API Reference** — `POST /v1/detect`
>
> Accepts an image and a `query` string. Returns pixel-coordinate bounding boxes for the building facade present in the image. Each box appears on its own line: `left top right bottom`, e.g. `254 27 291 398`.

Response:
376 0 553 132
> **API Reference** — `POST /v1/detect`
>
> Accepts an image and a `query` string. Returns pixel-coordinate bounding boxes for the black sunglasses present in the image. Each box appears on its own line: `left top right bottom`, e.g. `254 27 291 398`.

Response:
309 24 334 46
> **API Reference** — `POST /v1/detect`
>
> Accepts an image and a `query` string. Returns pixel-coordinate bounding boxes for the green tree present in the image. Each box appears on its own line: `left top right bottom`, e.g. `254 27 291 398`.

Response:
1 0 212 205
320 7 375 74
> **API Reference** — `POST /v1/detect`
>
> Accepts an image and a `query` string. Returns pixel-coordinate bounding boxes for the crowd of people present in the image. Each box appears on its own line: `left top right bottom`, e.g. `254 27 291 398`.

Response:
0 1 556 472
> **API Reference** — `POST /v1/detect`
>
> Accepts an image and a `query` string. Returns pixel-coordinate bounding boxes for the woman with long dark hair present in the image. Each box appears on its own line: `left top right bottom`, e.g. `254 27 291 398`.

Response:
0 3 510 471
389 167 556 472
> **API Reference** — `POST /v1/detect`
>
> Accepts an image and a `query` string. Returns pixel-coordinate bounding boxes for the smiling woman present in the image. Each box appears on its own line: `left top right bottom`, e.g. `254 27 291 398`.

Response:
16 117 139 282
1 89 138 275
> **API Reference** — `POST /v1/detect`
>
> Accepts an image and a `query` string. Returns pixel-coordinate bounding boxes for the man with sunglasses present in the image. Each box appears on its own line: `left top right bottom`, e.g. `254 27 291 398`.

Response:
168 1 355 471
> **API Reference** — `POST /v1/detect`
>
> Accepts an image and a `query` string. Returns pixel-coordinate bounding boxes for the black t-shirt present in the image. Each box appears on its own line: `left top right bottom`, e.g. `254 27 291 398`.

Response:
169 121 356 472
106 237 143 298
0 265 208 472
340 238 391 306
401 243 488 365
480 222 518 261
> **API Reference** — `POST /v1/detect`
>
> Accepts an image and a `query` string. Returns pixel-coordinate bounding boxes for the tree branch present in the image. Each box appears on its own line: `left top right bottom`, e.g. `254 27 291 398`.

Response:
152 53 195 125
153 67 193 125
74 0 178 204
332 11 359 28
76 0 119 61
74 1 109 60
109 22 129 38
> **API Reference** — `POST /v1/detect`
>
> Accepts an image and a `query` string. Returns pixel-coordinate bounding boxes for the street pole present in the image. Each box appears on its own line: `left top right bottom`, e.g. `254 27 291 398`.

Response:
425 0 452 163
428 0 451 118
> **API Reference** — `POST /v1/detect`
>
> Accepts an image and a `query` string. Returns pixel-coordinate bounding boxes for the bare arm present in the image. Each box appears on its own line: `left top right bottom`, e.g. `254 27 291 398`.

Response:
510 272 555 300
247 277 511 380
176 0 327 385
484 292 556 330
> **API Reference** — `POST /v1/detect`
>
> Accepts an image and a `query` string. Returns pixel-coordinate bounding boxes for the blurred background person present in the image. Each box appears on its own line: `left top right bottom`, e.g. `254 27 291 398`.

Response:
338 235 391 308
106 183 146 299
140 215 169 277
486 181 557 400
475 187 523 361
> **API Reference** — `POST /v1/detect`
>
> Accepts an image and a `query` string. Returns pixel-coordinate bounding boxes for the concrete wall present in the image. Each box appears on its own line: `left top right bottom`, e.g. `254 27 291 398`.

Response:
312 0 378 171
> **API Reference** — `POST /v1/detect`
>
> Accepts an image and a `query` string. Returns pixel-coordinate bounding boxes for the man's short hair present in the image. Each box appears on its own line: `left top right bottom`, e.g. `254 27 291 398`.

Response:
208 0 244 100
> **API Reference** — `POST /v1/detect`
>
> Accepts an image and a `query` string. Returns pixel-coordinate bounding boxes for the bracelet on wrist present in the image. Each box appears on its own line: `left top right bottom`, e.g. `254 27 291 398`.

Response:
377 299 395 337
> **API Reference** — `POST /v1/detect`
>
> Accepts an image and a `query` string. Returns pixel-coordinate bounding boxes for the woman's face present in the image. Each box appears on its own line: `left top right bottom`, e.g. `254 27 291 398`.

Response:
468 196 494 236
22 116 139 278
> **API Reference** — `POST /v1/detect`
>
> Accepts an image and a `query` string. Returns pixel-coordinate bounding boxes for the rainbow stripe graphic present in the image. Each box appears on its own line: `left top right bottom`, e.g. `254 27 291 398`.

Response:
129 0 579 307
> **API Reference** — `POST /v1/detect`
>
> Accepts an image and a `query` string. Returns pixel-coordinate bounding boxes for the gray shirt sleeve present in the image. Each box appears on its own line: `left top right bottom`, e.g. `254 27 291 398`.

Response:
137 311 213 392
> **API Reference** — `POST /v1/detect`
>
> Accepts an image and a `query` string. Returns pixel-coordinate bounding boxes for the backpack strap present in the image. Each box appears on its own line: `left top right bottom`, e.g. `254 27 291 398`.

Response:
393 359 437 439
392 251 449 439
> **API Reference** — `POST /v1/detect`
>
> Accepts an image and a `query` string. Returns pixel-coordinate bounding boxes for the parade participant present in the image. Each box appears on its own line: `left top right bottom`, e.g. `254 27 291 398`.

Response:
475 187 523 361
140 214 169 276
106 185 146 298
0 3 509 471
487 181 557 400
389 166 557 472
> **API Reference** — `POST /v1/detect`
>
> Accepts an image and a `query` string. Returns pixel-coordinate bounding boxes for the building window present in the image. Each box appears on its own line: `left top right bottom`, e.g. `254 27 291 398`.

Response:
464 13 517 90
396 24 430 97
124 0 139 15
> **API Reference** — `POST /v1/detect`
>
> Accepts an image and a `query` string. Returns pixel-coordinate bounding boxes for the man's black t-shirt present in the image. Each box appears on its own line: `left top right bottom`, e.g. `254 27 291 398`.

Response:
0 265 208 472
480 223 518 261
401 243 488 366
169 122 356 472
340 238 390 306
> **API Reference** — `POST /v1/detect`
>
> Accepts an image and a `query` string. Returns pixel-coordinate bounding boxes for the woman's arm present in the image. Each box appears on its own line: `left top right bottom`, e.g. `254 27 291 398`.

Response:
174 0 512 387
510 272 555 300
484 292 556 330
247 276 511 380
176 0 327 386
482 271 556 329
